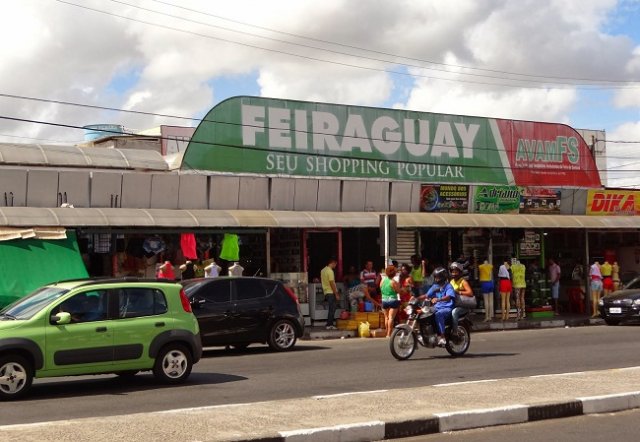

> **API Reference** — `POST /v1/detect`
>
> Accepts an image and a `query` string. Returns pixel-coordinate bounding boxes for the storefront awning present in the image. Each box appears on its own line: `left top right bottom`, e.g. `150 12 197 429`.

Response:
0 207 638 230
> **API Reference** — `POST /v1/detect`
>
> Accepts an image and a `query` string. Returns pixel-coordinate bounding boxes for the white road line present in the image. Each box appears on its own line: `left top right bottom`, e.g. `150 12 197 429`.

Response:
312 389 388 399
434 379 499 387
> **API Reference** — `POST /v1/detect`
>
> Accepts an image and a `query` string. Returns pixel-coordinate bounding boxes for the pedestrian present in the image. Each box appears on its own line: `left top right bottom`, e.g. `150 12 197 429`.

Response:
478 258 494 322
360 260 379 297
511 258 527 320
344 265 379 312
395 263 414 303
589 260 603 318
425 267 456 346
498 258 512 321
410 255 427 297
380 265 401 337
548 258 561 315
449 261 475 331
321 257 340 330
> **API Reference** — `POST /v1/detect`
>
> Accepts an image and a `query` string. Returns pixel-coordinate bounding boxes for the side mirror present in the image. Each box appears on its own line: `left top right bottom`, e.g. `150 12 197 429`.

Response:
51 311 72 325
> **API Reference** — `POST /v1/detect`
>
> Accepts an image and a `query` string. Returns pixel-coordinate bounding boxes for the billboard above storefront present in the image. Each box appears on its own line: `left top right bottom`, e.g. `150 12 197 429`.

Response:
182 96 602 187
587 189 640 215
420 184 469 213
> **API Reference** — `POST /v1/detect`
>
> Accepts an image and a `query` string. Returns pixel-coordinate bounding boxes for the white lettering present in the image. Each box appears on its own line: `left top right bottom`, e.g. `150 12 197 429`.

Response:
455 123 479 159
268 107 291 149
404 119 430 156
432 122 458 157
312 111 341 151
342 114 372 152
294 110 308 150
242 104 265 146
372 116 401 155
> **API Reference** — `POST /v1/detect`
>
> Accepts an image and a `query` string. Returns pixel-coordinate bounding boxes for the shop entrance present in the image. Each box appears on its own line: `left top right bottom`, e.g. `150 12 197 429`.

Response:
342 228 382 276
304 230 341 282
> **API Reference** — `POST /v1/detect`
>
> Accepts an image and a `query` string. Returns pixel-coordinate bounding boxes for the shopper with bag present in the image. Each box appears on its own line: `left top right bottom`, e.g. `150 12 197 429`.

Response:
450 261 476 332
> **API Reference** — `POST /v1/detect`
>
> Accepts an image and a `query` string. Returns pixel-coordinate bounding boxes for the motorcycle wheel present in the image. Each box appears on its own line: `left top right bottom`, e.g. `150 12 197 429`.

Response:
390 328 417 360
446 325 470 357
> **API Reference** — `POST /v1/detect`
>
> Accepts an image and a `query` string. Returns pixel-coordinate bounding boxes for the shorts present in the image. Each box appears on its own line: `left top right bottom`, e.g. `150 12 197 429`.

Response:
603 276 614 291
499 279 512 293
591 279 603 292
551 282 560 299
480 281 494 294
382 300 401 309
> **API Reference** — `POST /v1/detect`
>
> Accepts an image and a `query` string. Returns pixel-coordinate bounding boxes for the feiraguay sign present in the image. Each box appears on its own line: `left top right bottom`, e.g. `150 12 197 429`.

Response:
182 96 601 188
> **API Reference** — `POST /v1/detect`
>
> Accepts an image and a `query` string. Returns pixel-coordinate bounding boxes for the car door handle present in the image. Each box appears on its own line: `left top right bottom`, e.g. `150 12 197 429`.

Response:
95 326 108 332
155 322 165 327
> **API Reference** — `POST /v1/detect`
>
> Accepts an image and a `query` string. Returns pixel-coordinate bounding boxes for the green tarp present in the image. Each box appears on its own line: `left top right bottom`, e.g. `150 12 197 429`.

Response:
0 231 88 308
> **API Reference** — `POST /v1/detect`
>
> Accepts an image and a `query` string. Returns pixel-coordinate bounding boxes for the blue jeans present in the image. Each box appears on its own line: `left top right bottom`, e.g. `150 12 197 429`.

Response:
434 308 452 335
452 307 469 330
325 294 337 326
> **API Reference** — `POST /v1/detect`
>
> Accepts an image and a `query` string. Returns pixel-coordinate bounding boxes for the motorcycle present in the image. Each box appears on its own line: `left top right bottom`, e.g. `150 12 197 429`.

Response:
389 298 472 360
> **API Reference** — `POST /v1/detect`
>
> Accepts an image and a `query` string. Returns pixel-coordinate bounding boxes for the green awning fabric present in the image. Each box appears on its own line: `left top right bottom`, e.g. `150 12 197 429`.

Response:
0 231 88 308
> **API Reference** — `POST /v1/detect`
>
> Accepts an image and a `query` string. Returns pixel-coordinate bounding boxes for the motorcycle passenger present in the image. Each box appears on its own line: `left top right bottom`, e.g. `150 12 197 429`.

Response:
450 262 474 332
425 267 456 346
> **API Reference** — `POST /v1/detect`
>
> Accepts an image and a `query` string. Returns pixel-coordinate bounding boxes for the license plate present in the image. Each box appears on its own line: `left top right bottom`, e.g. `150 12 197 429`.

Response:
609 307 622 314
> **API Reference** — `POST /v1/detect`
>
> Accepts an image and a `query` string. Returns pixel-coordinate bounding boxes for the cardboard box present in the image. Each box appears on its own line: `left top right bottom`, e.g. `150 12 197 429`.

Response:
352 312 368 322
371 328 387 338
336 319 359 330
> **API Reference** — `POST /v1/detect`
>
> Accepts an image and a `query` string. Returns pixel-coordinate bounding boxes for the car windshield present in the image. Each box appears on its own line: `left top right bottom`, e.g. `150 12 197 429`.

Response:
0 286 69 320
624 277 640 290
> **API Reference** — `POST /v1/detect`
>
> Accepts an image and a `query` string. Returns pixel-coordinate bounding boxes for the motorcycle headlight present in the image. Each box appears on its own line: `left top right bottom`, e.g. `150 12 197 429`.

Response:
598 298 604 306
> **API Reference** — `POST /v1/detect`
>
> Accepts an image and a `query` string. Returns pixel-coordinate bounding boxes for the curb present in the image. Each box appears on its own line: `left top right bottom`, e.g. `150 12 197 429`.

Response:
238 391 640 442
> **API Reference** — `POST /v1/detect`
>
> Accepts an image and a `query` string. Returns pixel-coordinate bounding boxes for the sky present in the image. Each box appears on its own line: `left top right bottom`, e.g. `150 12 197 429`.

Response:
1 0 640 187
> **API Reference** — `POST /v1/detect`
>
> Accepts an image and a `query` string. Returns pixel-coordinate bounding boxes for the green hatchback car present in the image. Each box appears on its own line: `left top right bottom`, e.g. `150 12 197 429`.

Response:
0 278 202 400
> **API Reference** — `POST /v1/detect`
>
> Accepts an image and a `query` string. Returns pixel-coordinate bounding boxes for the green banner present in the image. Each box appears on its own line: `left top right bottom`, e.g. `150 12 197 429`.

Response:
182 96 510 184
473 185 525 214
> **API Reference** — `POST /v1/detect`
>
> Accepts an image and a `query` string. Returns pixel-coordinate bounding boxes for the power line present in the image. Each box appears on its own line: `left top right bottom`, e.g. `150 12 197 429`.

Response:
0 113 630 177
51 0 640 90
148 0 640 85
4 91 640 162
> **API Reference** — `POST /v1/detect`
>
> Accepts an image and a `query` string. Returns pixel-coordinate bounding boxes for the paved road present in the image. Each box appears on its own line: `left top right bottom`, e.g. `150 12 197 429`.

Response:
2 325 640 425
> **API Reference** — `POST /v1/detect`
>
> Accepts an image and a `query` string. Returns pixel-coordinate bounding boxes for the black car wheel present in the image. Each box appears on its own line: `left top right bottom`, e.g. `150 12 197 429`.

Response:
604 318 621 326
268 319 298 351
153 344 193 383
0 354 33 401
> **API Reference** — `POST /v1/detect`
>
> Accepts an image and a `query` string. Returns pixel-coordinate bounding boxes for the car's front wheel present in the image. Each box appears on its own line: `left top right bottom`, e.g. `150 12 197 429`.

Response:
153 344 193 384
0 354 33 401
268 319 298 351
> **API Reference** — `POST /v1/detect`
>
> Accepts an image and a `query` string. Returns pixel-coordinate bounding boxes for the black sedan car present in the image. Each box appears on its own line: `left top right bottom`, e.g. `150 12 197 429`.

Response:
180 277 305 351
599 276 640 325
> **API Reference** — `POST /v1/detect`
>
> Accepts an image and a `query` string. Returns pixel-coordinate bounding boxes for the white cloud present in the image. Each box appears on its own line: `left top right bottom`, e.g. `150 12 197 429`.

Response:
0 0 639 148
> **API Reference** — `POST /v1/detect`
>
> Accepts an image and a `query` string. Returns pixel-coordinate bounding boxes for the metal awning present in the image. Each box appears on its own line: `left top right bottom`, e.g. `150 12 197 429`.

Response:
0 207 638 230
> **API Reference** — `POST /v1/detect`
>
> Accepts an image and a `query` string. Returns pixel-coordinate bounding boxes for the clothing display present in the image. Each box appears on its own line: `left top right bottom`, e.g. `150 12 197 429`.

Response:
220 233 240 261
180 233 197 260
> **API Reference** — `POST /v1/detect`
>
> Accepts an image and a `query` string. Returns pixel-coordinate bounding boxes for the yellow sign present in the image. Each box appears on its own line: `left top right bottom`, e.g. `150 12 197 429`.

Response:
586 189 640 215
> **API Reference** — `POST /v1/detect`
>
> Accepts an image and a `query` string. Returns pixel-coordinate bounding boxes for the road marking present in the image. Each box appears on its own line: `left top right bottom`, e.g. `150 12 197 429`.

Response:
312 390 388 399
433 379 499 387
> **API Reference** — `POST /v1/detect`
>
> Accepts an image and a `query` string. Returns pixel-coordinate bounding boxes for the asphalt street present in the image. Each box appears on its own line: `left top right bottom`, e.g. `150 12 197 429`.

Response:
1 324 640 441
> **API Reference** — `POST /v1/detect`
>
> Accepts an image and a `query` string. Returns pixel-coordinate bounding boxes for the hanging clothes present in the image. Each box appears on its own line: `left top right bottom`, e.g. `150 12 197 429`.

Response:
180 233 198 260
220 233 240 262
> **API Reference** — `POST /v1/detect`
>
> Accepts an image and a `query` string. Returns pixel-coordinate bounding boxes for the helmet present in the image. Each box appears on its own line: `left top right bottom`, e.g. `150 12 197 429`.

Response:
432 267 448 284
449 262 464 274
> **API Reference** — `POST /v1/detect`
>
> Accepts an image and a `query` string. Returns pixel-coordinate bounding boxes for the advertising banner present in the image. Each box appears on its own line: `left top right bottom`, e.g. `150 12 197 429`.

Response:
519 230 542 257
586 189 640 215
419 184 469 213
183 96 602 187
519 187 561 213
473 185 524 214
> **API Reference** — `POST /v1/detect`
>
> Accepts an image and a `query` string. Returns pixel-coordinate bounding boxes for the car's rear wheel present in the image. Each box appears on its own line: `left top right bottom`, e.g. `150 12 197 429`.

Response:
153 344 193 384
268 319 297 351
0 355 33 401
604 318 621 326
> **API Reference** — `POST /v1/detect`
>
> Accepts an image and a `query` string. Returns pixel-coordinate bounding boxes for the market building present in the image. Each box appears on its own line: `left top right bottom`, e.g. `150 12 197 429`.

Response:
1 96 639 325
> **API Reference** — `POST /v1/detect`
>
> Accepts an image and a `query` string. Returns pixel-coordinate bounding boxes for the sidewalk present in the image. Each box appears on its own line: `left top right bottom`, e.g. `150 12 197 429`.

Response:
304 312 603 340
3 366 639 441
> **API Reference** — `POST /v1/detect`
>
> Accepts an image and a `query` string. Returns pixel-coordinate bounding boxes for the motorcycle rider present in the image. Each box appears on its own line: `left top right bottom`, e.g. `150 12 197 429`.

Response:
424 267 456 346
450 261 474 333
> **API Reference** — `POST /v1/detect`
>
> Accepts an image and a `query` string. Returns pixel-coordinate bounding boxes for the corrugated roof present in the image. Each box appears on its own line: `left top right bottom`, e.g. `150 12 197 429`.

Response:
0 207 638 229
0 143 168 171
